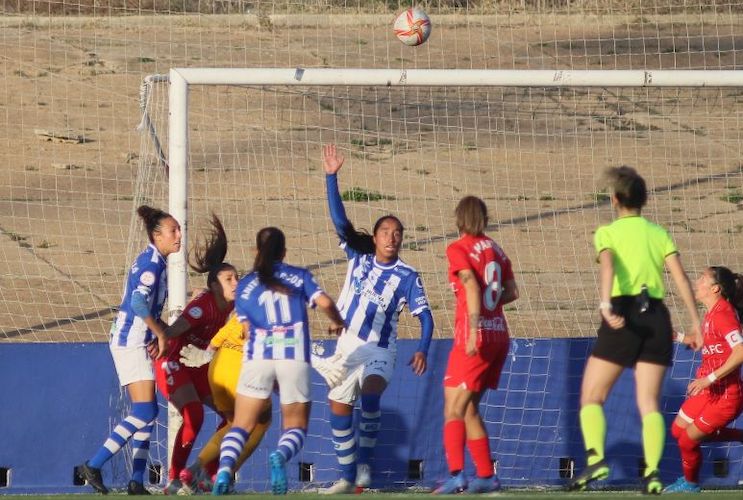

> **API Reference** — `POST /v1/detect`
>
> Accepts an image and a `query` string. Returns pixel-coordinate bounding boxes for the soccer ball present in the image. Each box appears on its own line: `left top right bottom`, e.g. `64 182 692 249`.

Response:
393 7 431 46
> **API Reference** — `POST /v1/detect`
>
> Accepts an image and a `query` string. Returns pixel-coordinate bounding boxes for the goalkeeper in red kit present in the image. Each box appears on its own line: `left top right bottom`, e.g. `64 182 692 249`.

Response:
434 196 518 494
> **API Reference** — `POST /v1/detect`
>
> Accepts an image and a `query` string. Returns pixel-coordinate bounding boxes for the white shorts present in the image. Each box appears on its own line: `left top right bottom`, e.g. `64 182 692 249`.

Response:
110 345 155 387
237 359 311 404
327 334 396 405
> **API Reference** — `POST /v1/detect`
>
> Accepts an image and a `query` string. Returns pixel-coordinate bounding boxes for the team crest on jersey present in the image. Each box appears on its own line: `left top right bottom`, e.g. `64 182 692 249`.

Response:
140 271 155 286
188 306 203 319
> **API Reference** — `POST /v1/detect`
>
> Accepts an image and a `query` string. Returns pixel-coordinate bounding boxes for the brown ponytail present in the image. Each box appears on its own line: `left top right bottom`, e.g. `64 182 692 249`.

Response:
189 214 235 287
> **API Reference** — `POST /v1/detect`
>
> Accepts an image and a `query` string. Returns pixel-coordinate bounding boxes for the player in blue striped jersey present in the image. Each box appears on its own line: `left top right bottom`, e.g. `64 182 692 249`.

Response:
320 144 435 494
212 227 345 496
81 205 181 495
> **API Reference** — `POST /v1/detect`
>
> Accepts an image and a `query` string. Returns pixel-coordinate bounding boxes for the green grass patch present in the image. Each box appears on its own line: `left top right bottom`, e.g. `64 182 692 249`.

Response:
341 187 394 202
720 190 743 204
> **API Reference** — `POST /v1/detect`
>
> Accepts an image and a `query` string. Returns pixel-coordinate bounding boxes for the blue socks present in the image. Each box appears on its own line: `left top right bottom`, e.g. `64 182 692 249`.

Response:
330 412 357 482
89 401 158 469
358 394 381 465
277 427 307 462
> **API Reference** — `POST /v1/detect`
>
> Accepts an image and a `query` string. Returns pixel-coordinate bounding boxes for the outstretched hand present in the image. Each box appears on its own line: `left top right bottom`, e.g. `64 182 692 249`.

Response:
322 143 345 175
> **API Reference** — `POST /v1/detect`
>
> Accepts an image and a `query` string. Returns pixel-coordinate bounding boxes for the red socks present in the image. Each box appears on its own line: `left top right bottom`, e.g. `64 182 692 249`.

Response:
170 402 205 480
467 437 493 478
677 431 701 483
443 420 466 473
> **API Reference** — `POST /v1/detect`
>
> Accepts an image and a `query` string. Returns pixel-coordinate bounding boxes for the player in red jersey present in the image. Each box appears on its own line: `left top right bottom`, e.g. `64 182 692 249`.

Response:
155 215 239 494
434 196 519 495
664 266 743 493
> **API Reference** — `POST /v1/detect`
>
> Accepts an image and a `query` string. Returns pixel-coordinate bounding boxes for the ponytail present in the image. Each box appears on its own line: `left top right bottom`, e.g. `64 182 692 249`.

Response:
254 227 290 294
137 205 172 243
189 214 235 287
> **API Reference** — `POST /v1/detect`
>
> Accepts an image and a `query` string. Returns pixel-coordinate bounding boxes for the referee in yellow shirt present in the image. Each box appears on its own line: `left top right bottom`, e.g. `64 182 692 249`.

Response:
569 166 701 494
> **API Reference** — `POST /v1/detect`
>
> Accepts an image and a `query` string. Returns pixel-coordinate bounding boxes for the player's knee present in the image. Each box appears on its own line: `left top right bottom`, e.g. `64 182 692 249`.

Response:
671 421 685 441
444 406 466 421
579 387 608 407
678 431 700 453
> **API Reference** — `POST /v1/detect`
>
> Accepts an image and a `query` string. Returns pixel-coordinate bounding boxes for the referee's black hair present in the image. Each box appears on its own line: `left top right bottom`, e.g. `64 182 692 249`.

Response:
605 165 647 209
189 213 236 287
341 215 404 255
137 205 172 243
710 266 743 317
254 227 290 294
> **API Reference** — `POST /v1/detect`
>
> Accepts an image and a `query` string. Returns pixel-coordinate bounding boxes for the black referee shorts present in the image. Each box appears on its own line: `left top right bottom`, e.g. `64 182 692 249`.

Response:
591 295 673 367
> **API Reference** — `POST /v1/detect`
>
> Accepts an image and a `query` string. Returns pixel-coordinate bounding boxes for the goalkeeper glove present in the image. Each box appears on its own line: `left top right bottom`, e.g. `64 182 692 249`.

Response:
310 352 346 389
179 344 214 368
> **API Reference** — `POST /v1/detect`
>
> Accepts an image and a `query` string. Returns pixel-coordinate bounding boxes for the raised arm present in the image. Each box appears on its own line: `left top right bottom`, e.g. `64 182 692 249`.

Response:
323 143 352 240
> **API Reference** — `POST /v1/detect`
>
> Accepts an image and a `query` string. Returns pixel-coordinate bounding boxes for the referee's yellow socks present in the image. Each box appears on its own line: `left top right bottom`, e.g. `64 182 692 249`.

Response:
579 404 606 465
642 412 665 475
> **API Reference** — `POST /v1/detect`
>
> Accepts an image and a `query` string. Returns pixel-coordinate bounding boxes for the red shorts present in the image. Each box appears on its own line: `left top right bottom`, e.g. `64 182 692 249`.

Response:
443 339 509 393
678 392 743 435
154 358 211 401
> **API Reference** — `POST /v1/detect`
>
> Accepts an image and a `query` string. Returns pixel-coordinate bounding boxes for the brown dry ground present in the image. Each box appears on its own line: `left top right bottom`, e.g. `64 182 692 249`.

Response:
1 9 742 343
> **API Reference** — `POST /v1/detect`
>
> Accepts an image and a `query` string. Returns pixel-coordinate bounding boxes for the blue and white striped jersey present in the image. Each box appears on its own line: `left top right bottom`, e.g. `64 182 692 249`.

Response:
336 244 430 351
110 244 168 348
235 262 323 362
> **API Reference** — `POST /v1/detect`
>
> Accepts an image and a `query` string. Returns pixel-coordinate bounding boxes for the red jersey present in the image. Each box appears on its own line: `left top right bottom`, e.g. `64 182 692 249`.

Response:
165 290 234 360
697 298 743 399
447 233 514 347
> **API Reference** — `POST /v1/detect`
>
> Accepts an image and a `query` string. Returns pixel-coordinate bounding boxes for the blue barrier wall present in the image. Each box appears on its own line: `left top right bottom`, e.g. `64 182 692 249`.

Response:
1 339 741 493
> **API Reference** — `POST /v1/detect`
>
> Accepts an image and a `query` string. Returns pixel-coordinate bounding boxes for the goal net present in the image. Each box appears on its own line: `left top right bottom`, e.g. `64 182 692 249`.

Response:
137 68 743 487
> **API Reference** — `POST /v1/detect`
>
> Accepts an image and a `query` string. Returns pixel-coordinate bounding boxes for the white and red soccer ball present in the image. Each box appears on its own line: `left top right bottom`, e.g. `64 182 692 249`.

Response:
394 7 431 46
